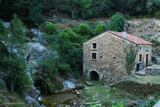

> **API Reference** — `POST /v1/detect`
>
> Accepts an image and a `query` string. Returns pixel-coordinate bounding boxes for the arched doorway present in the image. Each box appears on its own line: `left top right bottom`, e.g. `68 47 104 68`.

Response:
89 71 99 81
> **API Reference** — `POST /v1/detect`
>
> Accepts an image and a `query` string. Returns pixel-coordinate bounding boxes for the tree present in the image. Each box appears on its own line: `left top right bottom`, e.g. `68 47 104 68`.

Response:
43 22 56 35
0 17 33 92
76 23 92 36
11 15 27 44
125 46 137 75
0 20 8 41
108 13 127 32
74 0 92 19
95 22 107 34
146 0 160 15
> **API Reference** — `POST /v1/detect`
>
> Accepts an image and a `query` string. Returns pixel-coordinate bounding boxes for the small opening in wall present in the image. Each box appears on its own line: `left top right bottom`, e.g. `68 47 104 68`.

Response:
89 71 99 81
113 56 116 59
92 52 97 60
92 43 97 49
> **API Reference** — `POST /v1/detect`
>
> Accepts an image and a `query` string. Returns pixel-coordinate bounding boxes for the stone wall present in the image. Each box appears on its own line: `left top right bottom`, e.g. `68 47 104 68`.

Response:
83 32 135 85
83 32 153 85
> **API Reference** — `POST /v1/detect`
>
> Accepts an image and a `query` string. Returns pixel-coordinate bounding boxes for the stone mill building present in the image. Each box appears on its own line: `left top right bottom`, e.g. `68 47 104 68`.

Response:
83 31 153 84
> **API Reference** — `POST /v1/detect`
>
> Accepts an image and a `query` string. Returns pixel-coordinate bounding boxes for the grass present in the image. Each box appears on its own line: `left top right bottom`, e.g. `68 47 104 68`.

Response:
0 90 27 107
83 83 139 106
130 75 160 84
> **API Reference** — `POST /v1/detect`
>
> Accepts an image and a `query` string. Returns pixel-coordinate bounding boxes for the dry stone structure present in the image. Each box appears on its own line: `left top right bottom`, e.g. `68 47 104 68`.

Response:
83 31 152 85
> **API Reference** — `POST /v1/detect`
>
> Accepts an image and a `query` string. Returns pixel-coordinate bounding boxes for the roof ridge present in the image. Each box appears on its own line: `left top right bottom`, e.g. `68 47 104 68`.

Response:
107 31 152 45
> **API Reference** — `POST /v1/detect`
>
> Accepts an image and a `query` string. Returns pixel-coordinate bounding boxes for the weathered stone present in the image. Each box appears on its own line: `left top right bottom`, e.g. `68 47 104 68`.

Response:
83 31 152 85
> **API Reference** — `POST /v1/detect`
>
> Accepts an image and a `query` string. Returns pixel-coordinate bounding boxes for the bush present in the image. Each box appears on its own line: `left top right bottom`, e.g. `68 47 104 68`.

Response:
11 15 28 44
125 46 137 75
44 22 56 34
59 29 82 43
155 11 160 19
76 23 92 35
95 22 107 34
39 56 63 94
151 39 160 46
108 13 127 32
58 64 71 76
0 20 8 41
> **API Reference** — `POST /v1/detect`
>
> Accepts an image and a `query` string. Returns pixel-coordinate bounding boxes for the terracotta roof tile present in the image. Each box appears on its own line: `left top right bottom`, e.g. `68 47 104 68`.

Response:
108 31 153 45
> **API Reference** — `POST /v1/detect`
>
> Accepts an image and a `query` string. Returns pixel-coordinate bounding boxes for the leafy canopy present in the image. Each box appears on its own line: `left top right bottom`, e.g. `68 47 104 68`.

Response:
108 13 127 32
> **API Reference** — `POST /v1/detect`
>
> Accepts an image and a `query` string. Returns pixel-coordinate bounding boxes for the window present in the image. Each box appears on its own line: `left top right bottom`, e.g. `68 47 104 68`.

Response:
92 43 97 49
139 46 142 51
92 52 97 60
139 54 142 62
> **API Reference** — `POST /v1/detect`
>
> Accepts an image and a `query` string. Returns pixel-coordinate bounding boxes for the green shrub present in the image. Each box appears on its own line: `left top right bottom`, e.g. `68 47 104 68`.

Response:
112 101 125 107
125 46 137 75
44 22 56 34
155 11 160 19
108 13 126 32
95 22 107 34
59 29 83 43
39 56 64 94
11 15 28 44
58 64 71 75
0 20 8 41
76 23 92 35
151 39 160 46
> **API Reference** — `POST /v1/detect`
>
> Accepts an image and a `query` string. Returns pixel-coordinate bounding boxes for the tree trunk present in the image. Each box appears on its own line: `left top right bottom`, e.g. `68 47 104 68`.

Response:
70 0 75 20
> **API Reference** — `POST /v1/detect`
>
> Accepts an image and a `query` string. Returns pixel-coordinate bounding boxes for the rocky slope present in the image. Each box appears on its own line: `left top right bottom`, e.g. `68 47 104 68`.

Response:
128 18 160 64
128 19 160 40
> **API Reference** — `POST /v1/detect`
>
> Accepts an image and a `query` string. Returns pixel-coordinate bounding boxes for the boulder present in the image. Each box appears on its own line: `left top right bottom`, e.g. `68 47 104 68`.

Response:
25 95 41 107
27 42 48 61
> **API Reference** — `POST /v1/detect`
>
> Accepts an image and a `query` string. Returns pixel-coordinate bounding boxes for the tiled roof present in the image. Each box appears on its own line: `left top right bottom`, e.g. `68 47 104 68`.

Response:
108 31 153 45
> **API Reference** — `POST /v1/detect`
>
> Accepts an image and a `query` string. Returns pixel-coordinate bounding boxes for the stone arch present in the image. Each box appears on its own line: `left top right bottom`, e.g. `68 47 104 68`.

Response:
88 70 100 81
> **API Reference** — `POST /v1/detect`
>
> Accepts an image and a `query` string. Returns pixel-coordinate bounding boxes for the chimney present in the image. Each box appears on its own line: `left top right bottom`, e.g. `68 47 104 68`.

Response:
122 32 128 39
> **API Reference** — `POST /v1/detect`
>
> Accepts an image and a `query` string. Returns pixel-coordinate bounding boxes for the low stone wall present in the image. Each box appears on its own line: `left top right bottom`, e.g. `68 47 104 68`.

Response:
146 68 160 75
113 81 160 97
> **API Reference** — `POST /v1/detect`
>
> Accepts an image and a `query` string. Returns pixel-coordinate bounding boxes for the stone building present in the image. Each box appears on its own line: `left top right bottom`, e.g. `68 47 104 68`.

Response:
83 31 152 84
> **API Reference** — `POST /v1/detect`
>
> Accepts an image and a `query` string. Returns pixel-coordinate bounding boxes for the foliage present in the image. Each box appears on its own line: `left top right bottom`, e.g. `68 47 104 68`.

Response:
39 55 63 94
0 20 8 41
151 39 160 46
112 101 125 107
125 46 137 75
59 29 82 43
43 22 56 35
108 13 127 32
74 0 92 19
155 11 160 19
0 52 33 92
11 15 27 44
0 17 33 93
0 0 160 21
76 23 92 36
146 0 160 15
27 0 44 24
95 22 107 34
57 64 71 75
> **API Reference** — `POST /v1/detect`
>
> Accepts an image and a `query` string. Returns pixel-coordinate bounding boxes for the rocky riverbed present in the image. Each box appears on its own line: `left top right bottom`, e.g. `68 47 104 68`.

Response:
41 81 160 107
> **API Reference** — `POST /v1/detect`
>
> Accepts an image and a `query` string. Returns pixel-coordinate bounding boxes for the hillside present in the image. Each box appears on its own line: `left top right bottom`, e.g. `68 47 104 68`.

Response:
128 18 160 63
128 18 160 40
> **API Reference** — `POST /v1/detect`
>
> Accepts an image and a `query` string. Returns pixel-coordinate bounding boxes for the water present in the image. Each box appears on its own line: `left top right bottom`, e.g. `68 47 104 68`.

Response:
63 80 76 90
